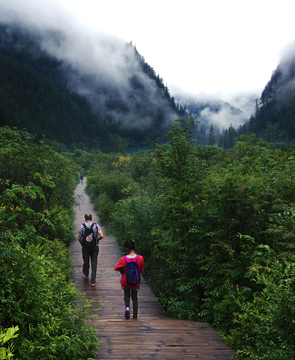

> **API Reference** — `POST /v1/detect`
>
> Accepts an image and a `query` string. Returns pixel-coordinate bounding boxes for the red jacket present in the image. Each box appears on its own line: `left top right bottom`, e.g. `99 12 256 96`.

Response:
114 254 144 289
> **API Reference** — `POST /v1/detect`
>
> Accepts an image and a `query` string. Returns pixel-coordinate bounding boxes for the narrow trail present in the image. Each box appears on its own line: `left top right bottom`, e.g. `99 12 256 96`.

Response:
70 180 237 359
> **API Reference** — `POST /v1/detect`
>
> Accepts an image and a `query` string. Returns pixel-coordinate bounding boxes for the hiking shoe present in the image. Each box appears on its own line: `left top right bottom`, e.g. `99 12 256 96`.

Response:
82 271 89 278
91 283 95 287
124 307 130 319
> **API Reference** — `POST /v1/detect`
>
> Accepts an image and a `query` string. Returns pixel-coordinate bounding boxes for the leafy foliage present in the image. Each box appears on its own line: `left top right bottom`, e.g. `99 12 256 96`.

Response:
0 126 77 244
0 127 99 359
85 119 295 359
0 326 19 359
85 152 138 227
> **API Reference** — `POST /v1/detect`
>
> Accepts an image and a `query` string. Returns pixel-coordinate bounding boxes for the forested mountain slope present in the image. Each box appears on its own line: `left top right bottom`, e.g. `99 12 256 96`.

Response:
220 41 295 149
248 41 295 146
0 23 186 151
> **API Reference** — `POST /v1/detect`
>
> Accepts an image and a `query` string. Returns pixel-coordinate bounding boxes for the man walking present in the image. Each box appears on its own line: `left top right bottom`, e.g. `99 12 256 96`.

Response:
78 213 104 286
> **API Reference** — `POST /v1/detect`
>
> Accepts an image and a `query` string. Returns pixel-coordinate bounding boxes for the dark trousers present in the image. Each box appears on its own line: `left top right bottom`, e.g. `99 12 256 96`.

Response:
123 287 139 318
82 246 99 284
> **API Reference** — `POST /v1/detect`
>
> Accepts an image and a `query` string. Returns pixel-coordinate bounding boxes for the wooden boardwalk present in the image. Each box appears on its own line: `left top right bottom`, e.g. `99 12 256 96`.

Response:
70 180 237 360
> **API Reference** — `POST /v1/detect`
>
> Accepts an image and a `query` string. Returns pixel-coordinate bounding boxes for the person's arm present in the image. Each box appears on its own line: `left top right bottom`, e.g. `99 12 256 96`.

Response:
97 230 104 241
114 257 125 274
95 223 104 241
139 256 144 273
78 224 84 245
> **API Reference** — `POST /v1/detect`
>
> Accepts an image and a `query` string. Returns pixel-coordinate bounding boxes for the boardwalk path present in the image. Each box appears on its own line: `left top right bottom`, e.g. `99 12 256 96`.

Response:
70 180 237 360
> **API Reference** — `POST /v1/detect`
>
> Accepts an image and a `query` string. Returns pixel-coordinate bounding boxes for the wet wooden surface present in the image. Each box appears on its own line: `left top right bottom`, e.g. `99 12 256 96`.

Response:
70 180 237 359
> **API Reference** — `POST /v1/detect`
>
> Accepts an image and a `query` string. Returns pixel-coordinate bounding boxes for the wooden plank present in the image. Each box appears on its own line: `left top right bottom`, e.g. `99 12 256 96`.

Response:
70 180 237 360
96 349 236 360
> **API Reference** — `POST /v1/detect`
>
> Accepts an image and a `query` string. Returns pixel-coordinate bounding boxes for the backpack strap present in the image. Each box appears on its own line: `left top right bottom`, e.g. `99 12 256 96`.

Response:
82 223 96 240
124 255 139 263
83 222 94 230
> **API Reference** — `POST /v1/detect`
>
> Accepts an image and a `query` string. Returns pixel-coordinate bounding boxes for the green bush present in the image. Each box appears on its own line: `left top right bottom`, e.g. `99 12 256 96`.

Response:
225 255 295 359
84 120 295 359
0 127 77 244
86 154 137 228
0 184 99 360
0 128 99 359
94 192 115 225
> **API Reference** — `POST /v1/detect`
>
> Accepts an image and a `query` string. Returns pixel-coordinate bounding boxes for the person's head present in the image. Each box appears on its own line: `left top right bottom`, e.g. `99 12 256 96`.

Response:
85 213 92 221
124 239 136 252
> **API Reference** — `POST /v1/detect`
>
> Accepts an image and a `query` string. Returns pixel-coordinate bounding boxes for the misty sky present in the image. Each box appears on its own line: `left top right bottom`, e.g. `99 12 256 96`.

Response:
1 0 294 103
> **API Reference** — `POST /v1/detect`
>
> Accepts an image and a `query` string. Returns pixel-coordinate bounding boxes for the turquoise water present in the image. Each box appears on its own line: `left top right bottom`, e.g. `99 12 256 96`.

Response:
126 147 149 154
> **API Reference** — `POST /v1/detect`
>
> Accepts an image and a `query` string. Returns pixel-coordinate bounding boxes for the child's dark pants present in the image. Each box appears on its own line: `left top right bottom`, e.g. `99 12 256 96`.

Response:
123 288 138 318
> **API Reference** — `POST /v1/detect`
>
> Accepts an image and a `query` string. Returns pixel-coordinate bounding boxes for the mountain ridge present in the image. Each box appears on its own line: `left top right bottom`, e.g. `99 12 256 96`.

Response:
0 22 186 151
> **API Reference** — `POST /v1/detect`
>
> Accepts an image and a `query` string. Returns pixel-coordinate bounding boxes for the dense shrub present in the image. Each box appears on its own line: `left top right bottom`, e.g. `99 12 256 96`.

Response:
0 126 78 244
85 120 295 359
225 254 295 359
86 154 137 227
0 127 99 359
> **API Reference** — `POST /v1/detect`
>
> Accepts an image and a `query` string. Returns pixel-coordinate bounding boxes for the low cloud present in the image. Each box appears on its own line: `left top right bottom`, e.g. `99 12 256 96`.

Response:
175 92 257 131
199 106 246 130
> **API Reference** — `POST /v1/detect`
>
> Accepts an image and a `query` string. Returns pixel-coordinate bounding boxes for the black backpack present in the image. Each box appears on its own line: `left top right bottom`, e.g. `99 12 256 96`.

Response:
82 223 97 250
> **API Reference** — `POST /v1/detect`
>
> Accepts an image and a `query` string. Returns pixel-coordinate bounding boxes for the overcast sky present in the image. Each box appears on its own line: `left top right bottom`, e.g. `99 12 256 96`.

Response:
1 0 295 103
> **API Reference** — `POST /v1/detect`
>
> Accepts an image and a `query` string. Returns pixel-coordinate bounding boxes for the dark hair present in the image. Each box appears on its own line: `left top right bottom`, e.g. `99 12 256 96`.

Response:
85 213 92 221
124 239 136 250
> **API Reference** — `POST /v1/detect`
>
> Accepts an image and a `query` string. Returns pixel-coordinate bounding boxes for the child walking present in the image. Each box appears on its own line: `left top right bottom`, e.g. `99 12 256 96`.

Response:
114 239 144 319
